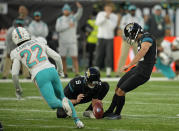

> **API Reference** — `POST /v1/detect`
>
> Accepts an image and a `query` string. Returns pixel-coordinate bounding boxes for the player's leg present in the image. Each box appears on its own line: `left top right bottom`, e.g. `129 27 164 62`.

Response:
36 81 63 109
109 74 149 119
97 82 109 100
104 68 136 115
51 69 80 122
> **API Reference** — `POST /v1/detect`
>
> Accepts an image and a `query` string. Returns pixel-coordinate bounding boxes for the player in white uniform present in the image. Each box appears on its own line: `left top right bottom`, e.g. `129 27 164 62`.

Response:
10 27 84 128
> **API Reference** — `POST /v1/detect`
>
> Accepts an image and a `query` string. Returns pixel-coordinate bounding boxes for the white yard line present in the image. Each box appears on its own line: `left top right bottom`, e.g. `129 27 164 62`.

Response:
1 96 179 106
0 77 177 83
0 108 179 120
5 124 142 131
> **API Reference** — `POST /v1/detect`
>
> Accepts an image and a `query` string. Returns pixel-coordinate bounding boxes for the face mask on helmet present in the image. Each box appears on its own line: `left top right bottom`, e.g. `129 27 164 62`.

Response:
87 81 99 88
85 68 100 88
124 23 142 45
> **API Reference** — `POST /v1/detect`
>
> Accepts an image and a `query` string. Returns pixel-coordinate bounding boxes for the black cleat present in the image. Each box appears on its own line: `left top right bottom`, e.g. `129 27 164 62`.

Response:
63 74 68 78
103 111 114 118
105 114 121 120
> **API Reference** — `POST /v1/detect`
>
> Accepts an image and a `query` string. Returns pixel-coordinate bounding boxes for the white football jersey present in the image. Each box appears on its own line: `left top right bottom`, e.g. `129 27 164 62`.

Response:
11 37 56 80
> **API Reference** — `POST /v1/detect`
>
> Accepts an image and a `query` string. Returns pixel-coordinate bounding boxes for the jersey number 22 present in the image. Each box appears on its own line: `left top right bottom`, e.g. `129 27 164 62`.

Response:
20 44 47 68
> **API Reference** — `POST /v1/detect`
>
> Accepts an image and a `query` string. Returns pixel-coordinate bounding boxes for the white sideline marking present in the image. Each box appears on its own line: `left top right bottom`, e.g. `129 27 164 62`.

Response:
6 124 139 131
0 77 177 83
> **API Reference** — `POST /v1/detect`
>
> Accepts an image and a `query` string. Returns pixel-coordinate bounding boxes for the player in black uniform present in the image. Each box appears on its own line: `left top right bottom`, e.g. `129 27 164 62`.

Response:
57 67 109 118
104 22 157 119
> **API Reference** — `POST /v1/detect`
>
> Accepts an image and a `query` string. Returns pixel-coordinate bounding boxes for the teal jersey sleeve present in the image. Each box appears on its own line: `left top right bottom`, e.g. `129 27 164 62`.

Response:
142 37 153 44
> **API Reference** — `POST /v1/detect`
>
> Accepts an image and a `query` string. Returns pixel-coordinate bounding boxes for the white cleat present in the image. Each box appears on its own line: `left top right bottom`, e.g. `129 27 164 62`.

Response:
83 110 95 119
16 89 23 100
62 97 72 116
76 120 84 128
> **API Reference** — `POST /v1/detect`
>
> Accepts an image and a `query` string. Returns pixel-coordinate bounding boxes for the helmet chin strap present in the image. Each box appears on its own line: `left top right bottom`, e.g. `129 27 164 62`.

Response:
87 84 95 88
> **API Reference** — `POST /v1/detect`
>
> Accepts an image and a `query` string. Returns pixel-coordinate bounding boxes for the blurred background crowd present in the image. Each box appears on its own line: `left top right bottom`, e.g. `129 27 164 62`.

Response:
0 0 179 79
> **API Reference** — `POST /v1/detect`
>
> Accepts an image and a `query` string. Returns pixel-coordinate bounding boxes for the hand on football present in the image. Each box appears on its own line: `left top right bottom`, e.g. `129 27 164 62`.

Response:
77 94 84 103
92 99 102 107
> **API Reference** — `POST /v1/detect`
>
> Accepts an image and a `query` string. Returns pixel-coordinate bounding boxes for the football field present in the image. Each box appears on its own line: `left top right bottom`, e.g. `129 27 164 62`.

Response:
0 78 179 131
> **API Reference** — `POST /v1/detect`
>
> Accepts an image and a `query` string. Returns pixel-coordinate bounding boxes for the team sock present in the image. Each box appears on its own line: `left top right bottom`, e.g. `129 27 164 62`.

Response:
115 96 125 115
68 99 78 119
106 94 118 113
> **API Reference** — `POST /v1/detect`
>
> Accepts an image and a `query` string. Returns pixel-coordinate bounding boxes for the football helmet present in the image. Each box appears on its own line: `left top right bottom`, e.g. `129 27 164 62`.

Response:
124 22 142 45
12 27 30 45
85 67 100 88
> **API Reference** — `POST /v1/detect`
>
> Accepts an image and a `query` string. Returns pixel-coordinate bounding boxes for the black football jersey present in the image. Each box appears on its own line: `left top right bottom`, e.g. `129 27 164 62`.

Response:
64 76 101 99
136 32 157 77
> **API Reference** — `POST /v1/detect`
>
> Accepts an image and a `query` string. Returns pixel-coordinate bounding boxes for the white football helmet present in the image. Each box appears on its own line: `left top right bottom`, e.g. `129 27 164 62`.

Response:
12 27 30 45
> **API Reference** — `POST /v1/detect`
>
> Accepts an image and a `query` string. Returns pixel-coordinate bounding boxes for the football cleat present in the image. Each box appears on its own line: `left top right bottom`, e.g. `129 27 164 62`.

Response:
75 120 84 128
105 114 121 120
16 88 23 100
83 110 95 119
62 97 72 116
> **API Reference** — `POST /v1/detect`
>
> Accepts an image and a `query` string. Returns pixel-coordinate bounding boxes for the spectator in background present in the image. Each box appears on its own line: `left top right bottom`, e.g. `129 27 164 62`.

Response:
155 39 176 79
28 11 48 39
116 5 144 77
145 5 165 47
14 5 32 27
2 19 30 79
55 2 83 78
95 2 118 77
85 12 98 67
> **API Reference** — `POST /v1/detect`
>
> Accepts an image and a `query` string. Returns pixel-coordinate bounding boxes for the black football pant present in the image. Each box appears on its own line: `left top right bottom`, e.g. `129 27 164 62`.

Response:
117 67 149 92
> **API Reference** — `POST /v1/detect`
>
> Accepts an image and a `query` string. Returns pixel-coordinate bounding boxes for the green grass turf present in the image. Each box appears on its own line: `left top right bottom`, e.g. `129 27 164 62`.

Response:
0 81 179 131
0 71 164 79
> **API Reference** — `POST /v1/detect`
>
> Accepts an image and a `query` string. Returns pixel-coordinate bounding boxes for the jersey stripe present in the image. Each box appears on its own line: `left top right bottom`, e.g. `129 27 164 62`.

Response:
16 28 22 39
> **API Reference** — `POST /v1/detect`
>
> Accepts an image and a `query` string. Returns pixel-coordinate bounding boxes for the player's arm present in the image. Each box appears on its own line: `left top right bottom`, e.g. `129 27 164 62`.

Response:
11 58 23 99
66 79 84 105
121 42 152 72
46 46 64 75
70 94 84 105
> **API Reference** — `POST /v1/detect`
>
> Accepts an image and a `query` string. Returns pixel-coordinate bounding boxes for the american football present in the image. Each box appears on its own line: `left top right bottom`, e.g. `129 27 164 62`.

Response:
93 101 104 119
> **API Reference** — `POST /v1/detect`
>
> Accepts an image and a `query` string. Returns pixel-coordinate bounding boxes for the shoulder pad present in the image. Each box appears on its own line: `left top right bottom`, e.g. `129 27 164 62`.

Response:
36 37 47 45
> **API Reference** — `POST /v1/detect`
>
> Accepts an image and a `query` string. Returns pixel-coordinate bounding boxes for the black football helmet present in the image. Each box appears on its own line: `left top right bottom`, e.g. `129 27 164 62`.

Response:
124 22 143 45
85 67 100 87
